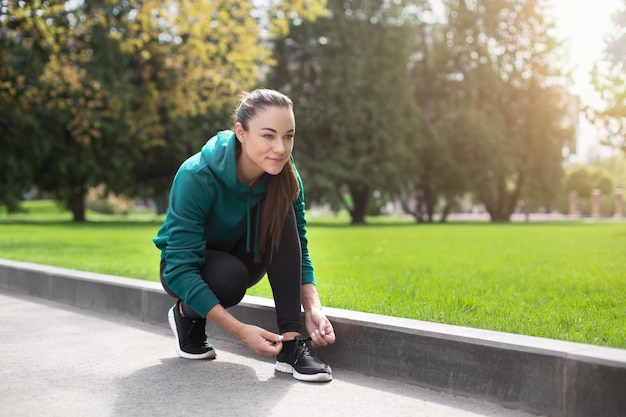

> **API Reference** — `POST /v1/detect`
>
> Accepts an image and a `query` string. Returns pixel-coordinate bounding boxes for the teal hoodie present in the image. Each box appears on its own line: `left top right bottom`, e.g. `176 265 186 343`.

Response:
153 130 315 317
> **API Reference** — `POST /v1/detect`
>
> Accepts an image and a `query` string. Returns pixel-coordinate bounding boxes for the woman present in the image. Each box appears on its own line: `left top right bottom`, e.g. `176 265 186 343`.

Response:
153 89 335 382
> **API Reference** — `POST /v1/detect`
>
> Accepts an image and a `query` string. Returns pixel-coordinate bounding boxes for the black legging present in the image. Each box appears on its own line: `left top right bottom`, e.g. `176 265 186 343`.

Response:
160 207 302 334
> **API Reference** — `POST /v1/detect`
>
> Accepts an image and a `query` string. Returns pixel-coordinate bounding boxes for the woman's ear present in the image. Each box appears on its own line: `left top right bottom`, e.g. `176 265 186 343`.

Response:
234 122 246 143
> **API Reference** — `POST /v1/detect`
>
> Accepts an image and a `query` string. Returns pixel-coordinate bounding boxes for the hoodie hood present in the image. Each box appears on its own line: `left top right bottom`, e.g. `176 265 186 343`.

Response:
201 130 268 194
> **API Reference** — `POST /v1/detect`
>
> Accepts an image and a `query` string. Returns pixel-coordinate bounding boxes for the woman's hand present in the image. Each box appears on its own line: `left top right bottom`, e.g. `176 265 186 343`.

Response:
304 307 336 348
236 324 284 356
301 283 335 348
207 304 283 356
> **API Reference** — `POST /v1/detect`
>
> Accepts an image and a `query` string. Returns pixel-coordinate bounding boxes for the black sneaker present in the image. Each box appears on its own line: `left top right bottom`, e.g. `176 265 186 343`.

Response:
275 336 332 382
168 301 216 360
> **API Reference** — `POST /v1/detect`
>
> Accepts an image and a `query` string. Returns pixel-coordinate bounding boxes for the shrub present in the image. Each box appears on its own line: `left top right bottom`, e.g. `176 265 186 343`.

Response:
86 184 135 214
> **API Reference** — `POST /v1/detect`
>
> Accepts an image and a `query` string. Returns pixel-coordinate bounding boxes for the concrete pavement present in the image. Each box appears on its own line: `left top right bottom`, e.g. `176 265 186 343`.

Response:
0 291 539 417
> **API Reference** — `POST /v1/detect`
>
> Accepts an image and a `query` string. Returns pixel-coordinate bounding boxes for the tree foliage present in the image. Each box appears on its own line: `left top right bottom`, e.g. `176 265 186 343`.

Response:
110 0 275 212
268 0 420 224
1 0 579 223
588 0 626 154
402 12 513 222
412 0 573 222
1 1 132 220
0 0 326 219
268 0 573 223
565 166 615 198
0 1 55 211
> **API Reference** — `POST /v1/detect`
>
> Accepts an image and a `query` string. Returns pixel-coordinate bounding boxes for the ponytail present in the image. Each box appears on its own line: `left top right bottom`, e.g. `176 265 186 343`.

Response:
258 158 300 261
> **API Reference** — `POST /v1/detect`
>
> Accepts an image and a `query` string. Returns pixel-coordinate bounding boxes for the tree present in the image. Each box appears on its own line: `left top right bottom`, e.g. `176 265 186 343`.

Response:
594 153 626 189
402 16 511 223
587 0 626 154
268 0 420 224
430 107 510 220
110 0 328 213
0 1 61 212
1 1 132 220
400 20 450 223
0 3 45 212
432 0 573 222
565 166 615 199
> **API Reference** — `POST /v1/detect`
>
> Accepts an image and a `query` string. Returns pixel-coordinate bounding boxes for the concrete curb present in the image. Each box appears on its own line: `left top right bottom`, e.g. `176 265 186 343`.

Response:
1 259 625 417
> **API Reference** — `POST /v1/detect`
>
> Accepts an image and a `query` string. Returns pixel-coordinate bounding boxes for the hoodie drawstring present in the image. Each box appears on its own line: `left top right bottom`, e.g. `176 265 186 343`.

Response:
245 194 262 264
254 195 260 263
245 197 251 253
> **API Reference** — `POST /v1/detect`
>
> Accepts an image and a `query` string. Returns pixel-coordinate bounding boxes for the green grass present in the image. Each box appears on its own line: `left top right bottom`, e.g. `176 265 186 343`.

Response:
1 200 625 349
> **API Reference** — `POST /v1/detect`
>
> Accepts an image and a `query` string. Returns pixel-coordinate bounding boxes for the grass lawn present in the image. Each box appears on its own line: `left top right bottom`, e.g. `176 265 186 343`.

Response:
1 200 625 349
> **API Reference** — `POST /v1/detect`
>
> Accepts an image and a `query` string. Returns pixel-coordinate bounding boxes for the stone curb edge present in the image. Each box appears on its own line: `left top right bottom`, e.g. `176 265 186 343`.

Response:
1 259 624 417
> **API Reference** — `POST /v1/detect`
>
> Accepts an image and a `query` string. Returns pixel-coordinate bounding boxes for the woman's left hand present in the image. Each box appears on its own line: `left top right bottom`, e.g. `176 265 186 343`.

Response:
304 307 336 348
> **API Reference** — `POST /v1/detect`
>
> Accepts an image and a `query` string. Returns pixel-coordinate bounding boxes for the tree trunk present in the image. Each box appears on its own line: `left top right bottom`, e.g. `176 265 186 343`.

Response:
488 210 512 222
400 198 426 223
485 200 513 222
486 199 515 222
417 170 436 223
484 174 525 222
349 187 369 225
439 201 453 223
69 187 86 222
423 184 436 223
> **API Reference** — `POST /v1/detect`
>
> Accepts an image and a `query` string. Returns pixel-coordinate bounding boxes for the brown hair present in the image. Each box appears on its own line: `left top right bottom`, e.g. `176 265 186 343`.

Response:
233 89 300 261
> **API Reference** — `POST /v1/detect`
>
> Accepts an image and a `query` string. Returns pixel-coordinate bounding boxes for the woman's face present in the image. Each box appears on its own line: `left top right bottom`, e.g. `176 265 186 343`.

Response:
235 106 295 184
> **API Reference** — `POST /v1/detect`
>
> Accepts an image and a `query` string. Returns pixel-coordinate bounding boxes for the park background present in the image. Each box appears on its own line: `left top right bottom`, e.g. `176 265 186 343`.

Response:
1 1 625 349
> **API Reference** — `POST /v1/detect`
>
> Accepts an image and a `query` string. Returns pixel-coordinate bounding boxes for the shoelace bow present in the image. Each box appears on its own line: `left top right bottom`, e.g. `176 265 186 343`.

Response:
293 336 315 362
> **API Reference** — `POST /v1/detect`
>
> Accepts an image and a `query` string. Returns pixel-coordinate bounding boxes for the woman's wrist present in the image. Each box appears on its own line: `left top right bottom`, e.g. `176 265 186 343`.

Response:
301 283 322 311
206 304 246 339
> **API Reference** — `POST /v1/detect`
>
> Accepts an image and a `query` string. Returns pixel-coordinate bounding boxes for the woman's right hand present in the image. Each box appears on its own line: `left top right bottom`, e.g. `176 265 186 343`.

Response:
237 324 284 356
206 304 283 356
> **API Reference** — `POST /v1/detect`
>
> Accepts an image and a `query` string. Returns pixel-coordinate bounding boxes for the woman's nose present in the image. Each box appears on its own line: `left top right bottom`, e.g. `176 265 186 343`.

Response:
274 139 286 153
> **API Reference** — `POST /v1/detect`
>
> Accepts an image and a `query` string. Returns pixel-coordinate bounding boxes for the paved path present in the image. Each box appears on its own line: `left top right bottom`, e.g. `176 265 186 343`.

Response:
0 291 541 417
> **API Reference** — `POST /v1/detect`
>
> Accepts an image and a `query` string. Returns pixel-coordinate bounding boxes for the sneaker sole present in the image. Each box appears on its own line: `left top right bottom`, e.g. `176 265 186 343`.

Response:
167 307 217 360
275 361 333 382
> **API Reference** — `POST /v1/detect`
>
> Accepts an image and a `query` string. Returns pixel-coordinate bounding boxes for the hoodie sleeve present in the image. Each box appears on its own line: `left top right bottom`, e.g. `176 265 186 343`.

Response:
161 167 221 317
292 162 316 286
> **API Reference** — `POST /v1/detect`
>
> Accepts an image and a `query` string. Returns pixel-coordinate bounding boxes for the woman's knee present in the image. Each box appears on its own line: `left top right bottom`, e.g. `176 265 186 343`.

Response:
201 251 249 308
